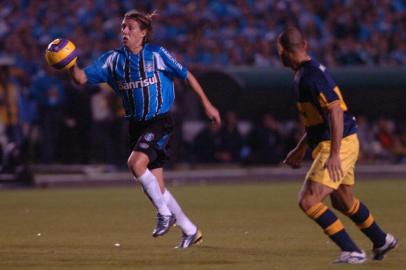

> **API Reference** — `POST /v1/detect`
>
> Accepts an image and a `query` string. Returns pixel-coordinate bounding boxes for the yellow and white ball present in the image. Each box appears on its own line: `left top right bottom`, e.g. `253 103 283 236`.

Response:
45 38 78 70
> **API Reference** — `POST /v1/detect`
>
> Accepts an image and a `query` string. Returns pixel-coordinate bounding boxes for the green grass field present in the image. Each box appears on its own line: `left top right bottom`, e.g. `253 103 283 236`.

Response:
0 180 404 270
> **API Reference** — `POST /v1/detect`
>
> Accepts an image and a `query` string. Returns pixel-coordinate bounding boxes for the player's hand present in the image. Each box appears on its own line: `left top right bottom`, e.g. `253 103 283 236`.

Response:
205 103 221 126
283 147 306 169
324 154 343 182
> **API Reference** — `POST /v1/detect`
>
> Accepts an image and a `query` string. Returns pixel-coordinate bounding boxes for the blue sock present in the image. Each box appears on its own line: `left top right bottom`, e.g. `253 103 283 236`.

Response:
346 199 386 247
306 203 361 252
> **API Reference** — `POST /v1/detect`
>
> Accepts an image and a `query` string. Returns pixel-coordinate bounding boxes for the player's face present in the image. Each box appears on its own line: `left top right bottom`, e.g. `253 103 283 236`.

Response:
277 40 292 68
121 18 146 49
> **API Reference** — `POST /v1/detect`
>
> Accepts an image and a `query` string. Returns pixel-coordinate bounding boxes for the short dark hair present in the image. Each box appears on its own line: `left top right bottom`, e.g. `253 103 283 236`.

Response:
124 10 157 44
278 26 306 53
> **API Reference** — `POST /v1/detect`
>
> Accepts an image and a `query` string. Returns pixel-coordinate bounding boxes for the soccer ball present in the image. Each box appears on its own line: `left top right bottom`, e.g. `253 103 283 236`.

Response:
45 38 78 70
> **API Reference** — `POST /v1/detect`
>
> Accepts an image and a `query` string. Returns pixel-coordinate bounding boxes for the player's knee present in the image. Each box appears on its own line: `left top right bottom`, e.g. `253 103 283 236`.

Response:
331 200 347 213
331 192 354 213
298 195 316 212
336 200 353 213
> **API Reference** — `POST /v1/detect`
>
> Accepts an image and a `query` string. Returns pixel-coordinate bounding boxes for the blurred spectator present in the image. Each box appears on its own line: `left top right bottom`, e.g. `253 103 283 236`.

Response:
169 81 188 165
17 73 38 163
247 112 284 165
374 117 399 160
193 121 223 163
217 110 244 163
59 82 92 164
0 56 23 170
89 85 116 164
356 115 377 162
394 120 406 163
31 67 66 163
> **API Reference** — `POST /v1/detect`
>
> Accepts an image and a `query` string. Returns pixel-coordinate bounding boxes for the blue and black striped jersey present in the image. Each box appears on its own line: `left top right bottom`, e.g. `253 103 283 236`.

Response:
294 59 357 149
84 44 187 121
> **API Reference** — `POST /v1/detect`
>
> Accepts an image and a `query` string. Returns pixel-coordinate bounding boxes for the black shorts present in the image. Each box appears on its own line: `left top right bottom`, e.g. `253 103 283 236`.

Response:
128 114 173 170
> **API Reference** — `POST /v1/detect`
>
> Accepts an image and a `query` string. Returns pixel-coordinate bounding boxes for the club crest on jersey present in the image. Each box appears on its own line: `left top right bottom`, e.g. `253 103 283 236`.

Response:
118 74 158 90
139 143 149 149
144 133 155 142
145 61 154 72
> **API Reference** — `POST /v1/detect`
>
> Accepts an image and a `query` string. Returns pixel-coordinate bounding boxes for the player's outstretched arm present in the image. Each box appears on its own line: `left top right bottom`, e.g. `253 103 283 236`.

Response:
185 71 221 126
284 133 307 168
68 64 87 85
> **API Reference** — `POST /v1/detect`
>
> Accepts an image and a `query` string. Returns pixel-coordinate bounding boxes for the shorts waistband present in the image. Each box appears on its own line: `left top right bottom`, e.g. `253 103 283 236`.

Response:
311 133 358 158
126 113 171 124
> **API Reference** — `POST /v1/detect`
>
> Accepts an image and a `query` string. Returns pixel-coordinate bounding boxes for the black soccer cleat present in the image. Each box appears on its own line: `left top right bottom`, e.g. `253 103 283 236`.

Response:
175 229 203 249
152 213 176 237
372 233 398 260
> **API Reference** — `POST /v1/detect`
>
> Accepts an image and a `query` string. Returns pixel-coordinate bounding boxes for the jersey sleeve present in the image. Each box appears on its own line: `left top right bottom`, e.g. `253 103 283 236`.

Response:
309 70 339 108
157 46 188 80
84 51 114 85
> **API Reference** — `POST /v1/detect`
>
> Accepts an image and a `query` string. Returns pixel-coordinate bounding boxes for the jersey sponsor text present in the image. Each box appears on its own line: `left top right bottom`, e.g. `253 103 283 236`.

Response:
118 74 158 90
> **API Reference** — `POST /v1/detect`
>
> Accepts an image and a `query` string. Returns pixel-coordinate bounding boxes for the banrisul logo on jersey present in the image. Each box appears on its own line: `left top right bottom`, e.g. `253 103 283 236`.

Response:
118 74 158 90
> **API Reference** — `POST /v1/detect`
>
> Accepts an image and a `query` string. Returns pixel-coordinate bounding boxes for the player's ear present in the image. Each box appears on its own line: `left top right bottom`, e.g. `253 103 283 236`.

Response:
303 40 308 51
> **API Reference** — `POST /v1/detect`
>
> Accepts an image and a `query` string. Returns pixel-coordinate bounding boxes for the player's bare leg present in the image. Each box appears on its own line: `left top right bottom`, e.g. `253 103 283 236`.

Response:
331 185 398 260
128 151 174 237
299 180 365 264
152 168 202 248
298 180 333 211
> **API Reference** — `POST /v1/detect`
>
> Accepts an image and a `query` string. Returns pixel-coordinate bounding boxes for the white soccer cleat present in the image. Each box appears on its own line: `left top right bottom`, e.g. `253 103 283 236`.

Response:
175 229 203 249
334 250 366 264
372 233 398 260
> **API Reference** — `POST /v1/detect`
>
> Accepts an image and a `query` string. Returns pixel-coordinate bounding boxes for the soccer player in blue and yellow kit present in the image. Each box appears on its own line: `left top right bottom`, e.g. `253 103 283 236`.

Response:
277 27 397 263
67 10 221 248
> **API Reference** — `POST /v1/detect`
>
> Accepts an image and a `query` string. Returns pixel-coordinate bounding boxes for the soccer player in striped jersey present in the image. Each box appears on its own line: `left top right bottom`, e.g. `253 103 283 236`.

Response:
277 26 398 263
67 10 221 248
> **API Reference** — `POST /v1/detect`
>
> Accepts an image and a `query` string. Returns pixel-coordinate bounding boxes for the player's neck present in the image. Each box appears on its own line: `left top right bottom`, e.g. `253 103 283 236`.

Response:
127 44 144 54
292 54 311 70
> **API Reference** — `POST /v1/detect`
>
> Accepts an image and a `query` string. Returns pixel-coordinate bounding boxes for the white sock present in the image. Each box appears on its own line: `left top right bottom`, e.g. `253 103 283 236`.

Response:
137 169 171 216
163 189 197 235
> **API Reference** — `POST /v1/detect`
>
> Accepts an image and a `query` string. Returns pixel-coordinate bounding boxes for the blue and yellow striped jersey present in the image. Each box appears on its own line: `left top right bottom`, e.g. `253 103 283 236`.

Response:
84 44 187 121
294 59 357 149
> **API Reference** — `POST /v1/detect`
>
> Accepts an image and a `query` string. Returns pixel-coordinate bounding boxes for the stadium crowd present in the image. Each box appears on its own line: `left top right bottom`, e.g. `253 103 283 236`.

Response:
0 1 406 170
1 0 406 70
